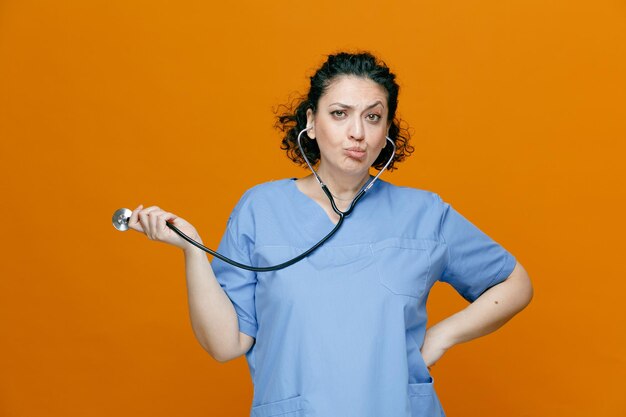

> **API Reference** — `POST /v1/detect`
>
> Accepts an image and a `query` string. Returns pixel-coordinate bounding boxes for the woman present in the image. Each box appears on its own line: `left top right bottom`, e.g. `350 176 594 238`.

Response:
128 52 533 417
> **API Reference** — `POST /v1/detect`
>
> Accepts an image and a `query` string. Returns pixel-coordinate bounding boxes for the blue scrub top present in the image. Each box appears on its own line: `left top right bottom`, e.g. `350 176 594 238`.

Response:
212 178 517 417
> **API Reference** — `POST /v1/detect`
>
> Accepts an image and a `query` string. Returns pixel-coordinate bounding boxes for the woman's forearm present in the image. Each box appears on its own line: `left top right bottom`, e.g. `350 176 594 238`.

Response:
183 246 243 362
427 262 533 351
126 206 246 362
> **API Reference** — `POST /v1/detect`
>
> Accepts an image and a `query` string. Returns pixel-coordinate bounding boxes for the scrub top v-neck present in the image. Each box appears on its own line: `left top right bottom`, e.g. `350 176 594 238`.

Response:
211 178 517 417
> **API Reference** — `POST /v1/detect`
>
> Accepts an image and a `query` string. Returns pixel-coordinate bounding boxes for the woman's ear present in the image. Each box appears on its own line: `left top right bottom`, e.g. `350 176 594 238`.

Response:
306 108 316 139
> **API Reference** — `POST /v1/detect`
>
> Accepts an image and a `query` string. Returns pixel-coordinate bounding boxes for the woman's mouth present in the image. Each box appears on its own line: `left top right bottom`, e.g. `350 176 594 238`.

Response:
345 147 366 160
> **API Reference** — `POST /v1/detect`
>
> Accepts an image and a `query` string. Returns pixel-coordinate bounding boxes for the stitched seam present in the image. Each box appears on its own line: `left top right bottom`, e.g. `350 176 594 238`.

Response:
438 200 451 280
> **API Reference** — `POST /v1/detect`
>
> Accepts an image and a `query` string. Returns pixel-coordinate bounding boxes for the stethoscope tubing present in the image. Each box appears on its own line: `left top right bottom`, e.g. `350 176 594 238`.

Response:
157 127 395 272
166 215 345 272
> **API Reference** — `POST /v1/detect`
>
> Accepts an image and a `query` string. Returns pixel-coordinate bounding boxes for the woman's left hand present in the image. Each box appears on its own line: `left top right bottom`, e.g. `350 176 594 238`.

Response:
420 324 454 369
420 262 533 370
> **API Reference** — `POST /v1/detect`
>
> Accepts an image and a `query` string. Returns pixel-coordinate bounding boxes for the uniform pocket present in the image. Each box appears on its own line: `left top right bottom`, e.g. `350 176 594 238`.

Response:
372 238 432 298
251 395 307 417
409 379 443 417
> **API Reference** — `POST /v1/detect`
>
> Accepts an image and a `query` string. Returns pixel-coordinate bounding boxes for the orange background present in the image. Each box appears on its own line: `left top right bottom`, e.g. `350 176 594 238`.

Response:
1 1 625 416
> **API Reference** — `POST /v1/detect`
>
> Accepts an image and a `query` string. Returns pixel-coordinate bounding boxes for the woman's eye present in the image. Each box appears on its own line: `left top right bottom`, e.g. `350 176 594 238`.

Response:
331 110 346 117
367 114 382 122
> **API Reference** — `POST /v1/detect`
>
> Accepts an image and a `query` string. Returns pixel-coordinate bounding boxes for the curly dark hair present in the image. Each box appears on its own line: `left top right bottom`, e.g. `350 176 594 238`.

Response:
275 51 413 171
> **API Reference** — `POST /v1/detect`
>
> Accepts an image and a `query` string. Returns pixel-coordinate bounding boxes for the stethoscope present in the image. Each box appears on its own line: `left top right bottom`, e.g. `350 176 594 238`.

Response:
112 127 396 272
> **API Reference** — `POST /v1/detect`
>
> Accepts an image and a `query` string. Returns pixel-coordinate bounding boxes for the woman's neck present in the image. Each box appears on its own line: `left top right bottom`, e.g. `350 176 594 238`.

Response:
314 165 371 200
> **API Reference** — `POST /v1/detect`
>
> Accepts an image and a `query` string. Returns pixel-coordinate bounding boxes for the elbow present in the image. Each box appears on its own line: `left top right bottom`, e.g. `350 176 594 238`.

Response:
524 278 535 307
508 262 534 310
213 352 235 364
192 335 232 364
213 349 246 364
201 343 235 364
518 279 533 312
200 336 249 364
526 277 535 305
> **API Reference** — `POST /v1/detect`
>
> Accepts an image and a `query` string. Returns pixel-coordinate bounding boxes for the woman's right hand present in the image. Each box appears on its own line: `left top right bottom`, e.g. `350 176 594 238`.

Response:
127 204 204 252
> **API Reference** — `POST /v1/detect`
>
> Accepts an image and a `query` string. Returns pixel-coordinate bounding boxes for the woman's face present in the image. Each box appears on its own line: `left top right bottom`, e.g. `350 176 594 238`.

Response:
306 75 390 178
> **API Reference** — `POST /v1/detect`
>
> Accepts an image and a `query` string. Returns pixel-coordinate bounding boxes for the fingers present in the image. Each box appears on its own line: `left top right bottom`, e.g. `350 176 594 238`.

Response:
148 208 159 238
137 206 178 241
127 204 144 232
138 206 163 240
152 210 175 239
127 204 192 249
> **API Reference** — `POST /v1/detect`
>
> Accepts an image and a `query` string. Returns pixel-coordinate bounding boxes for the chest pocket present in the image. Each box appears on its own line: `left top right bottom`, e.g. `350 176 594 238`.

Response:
371 238 432 299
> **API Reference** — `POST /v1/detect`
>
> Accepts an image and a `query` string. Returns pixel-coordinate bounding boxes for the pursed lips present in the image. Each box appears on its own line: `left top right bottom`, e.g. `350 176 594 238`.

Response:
344 147 367 159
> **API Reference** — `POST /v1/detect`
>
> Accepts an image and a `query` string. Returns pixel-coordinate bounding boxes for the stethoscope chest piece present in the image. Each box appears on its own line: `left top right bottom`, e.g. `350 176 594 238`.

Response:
112 208 132 231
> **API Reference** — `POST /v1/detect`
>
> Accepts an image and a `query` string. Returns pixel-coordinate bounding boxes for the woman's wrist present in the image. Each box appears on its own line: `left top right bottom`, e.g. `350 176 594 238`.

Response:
181 234 205 255
425 319 459 351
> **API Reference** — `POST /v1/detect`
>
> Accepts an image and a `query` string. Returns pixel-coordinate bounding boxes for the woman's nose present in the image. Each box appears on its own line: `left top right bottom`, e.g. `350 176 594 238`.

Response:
348 119 365 141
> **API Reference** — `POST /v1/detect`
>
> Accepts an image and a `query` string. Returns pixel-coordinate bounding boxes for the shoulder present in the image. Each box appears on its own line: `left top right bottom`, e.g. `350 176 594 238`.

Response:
230 179 293 216
375 179 445 209
238 178 292 202
368 180 448 240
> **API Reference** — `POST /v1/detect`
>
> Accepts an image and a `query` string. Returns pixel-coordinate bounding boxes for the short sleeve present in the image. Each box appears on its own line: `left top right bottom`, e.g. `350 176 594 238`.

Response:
211 207 258 339
437 196 517 303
